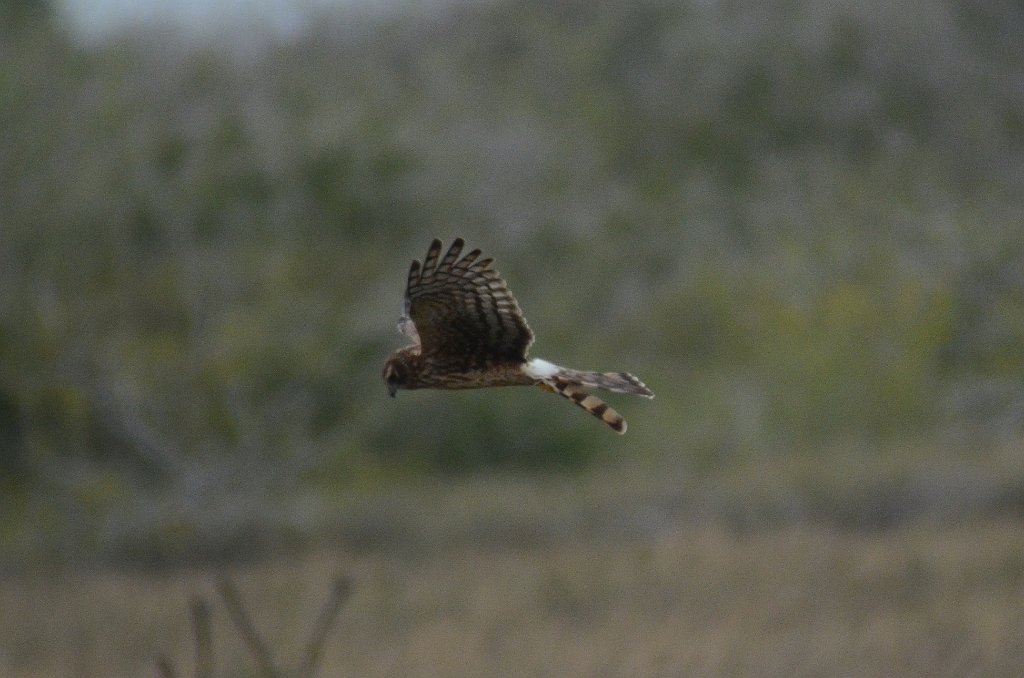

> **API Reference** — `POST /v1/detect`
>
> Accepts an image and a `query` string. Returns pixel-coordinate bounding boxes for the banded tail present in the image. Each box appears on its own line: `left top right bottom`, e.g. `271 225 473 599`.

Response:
525 358 654 434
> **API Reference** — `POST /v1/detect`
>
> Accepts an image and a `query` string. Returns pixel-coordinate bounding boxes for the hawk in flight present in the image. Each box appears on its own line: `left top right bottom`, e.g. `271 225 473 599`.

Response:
382 238 653 433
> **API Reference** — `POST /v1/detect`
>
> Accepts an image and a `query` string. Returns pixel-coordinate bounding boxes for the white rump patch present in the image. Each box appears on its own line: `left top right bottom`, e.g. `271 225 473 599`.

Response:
524 358 562 379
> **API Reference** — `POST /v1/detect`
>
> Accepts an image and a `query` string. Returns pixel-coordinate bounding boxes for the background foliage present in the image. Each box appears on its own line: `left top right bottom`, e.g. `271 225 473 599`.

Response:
1 0 1023 567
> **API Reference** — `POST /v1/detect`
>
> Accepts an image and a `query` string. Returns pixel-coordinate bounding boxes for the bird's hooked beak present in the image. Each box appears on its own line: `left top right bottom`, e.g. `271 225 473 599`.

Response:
383 361 400 397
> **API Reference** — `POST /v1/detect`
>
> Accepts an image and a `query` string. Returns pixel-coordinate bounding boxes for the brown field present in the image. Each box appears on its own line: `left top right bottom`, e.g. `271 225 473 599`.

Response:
4 470 1024 678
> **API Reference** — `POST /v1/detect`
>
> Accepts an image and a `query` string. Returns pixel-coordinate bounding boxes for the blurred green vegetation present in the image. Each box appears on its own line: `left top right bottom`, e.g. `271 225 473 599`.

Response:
1 0 1023 566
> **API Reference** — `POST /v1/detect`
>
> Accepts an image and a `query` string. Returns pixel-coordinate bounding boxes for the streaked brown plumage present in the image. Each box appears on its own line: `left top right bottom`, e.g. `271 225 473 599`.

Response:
382 238 653 433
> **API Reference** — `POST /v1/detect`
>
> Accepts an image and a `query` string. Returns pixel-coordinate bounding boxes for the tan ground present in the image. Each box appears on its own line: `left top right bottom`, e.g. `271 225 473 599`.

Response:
4 509 1023 677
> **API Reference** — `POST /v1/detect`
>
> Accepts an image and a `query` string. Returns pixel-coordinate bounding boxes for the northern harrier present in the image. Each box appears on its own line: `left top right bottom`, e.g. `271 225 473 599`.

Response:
382 238 653 433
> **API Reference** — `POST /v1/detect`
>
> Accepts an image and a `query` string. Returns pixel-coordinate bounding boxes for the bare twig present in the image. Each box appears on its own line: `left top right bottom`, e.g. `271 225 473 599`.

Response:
217 577 283 678
294 575 353 678
158 574 352 678
190 598 214 678
155 654 178 678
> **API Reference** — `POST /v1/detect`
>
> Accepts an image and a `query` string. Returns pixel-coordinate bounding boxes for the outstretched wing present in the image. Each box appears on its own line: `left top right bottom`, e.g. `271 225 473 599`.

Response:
401 238 534 369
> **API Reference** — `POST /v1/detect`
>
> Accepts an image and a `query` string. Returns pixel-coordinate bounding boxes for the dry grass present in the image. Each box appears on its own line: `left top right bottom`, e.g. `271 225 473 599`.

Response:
3 512 1024 677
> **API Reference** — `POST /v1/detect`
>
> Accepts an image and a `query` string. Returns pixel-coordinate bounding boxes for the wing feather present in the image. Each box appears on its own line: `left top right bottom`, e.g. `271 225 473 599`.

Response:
400 238 533 368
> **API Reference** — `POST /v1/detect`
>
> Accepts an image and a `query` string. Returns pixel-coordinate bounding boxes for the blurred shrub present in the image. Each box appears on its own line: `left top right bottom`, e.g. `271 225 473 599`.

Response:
1 0 1023 563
